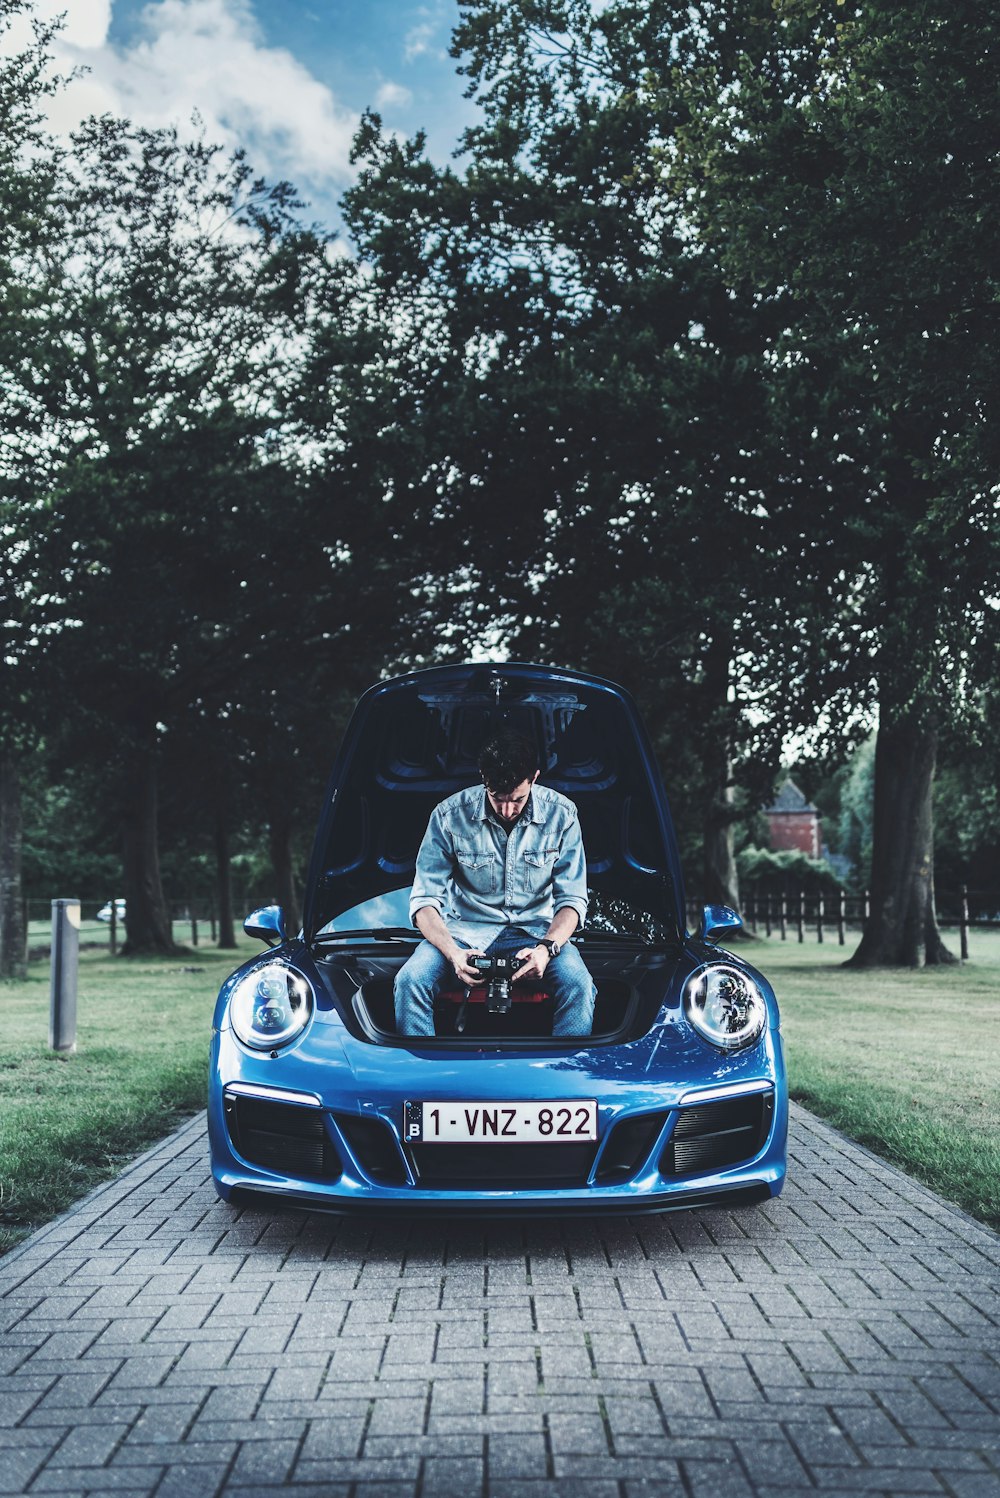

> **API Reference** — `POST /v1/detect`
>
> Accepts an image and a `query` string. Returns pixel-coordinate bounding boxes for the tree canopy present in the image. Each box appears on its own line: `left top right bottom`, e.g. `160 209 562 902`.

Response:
1 0 997 967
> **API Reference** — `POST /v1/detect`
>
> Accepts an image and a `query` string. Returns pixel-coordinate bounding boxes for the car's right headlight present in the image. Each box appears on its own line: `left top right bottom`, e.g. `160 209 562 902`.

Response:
228 963 314 1051
684 964 767 1051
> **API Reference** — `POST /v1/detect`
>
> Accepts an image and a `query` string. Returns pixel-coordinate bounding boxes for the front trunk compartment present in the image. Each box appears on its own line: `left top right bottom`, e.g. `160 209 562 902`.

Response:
357 970 637 1040
317 943 683 1046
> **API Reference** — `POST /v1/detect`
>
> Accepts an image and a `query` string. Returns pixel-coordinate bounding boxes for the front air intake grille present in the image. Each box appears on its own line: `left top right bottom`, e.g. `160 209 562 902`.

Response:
334 1114 408 1185
411 1142 597 1189
660 1093 773 1178
594 1112 669 1184
225 1095 341 1181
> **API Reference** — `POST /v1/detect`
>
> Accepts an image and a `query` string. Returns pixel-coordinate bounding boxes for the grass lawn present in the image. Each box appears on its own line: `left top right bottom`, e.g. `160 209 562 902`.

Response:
0 941 254 1257
1 928 997 1257
751 928 1000 1232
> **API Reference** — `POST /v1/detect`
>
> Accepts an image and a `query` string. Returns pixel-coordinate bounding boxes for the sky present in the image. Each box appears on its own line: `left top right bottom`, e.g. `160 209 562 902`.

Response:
12 0 479 229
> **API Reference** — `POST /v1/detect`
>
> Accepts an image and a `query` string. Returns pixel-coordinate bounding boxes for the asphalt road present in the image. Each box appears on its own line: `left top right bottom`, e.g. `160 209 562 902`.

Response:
1 1104 998 1497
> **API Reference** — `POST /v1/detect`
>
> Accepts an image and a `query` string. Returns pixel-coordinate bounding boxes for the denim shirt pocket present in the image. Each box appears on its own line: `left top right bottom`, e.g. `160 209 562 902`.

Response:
454 842 496 897
520 844 559 897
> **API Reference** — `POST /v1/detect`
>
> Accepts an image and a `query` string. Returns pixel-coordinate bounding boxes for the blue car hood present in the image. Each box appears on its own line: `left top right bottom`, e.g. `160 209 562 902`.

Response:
301 663 687 943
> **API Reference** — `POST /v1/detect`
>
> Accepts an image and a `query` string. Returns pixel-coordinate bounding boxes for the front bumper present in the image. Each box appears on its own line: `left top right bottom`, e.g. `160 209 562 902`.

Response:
208 1019 788 1214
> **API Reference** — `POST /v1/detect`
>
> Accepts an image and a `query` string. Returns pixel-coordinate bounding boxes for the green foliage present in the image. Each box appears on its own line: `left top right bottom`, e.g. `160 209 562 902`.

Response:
0 1 65 763
20 768 120 900
832 735 876 889
344 1 825 904
935 763 1000 897
737 844 843 891
0 116 344 948
666 0 1000 960
791 731 1000 899
13 118 326 725
0 90 417 942
672 0 1000 735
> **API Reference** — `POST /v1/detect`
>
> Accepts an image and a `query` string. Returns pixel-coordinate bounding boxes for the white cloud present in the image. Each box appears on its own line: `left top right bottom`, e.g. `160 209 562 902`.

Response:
11 0 359 197
375 79 412 111
404 21 434 61
402 5 450 66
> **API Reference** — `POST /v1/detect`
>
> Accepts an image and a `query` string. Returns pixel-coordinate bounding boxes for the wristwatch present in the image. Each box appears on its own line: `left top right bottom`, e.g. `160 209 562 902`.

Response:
537 938 561 958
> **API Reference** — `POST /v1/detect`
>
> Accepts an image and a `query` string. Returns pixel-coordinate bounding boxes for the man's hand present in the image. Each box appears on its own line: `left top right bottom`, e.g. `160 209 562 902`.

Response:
451 949 486 988
512 945 550 983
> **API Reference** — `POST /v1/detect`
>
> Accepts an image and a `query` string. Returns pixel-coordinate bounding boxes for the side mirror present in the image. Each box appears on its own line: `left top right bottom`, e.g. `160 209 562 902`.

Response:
700 903 743 943
243 905 288 946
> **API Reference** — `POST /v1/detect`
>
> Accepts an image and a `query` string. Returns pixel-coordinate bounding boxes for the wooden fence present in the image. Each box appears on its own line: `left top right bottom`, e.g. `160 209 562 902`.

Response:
691 885 996 959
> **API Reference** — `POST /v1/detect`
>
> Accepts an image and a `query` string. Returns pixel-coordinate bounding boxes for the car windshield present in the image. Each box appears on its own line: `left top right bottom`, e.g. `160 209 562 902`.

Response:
315 887 673 945
318 889 414 935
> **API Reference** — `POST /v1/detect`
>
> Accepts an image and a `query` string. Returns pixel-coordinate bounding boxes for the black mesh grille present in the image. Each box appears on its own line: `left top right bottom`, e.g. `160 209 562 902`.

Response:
660 1093 773 1178
335 1114 408 1185
411 1142 597 1188
594 1112 669 1184
225 1095 342 1181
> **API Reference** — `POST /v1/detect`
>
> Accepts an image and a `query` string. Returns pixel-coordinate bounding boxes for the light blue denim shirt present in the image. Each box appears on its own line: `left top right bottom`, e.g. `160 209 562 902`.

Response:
408 783 589 947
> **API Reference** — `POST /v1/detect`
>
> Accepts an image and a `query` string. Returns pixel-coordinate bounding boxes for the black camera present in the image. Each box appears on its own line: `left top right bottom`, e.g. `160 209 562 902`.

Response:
471 953 519 1014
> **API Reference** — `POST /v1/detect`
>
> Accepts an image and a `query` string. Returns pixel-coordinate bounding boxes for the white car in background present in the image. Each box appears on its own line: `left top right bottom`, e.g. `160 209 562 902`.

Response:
97 899 126 923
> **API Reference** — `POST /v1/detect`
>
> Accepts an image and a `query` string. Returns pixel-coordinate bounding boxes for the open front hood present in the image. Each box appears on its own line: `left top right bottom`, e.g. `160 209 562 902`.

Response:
302 663 686 942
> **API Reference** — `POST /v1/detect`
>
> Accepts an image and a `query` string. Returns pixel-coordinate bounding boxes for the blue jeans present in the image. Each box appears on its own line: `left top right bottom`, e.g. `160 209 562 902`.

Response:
394 925 597 1038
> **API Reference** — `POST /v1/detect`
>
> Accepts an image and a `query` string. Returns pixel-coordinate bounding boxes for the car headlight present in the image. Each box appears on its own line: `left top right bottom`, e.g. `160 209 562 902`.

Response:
684 964 766 1051
229 963 314 1050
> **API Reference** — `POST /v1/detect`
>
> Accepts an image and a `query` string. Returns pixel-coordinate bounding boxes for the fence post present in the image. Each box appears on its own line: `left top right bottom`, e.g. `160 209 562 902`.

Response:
864 888 870 922
779 888 787 941
109 899 118 956
797 887 805 943
764 891 772 938
49 898 79 1053
837 887 846 945
960 884 969 961
191 907 199 947
210 908 217 943
817 890 825 944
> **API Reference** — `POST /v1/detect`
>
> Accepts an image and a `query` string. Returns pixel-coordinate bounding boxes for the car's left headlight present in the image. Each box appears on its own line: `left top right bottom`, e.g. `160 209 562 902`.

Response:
228 963 314 1051
684 964 767 1051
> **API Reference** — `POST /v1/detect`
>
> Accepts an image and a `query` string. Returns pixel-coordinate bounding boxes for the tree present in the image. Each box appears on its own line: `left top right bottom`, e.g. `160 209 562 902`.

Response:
342 2 823 910
0 0 66 977
5 116 330 952
672 0 1000 964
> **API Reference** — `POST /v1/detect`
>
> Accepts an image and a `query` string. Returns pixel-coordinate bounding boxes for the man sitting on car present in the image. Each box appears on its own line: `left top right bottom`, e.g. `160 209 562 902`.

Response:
395 730 597 1037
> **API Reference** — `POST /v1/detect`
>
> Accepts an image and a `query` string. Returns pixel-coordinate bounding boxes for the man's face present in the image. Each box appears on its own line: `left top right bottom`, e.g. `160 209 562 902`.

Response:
485 771 538 826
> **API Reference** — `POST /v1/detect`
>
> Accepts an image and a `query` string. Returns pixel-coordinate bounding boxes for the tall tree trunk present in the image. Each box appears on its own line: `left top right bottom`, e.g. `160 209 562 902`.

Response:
845 719 955 968
214 802 237 949
700 636 742 915
0 752 27 980
120 737 175 955
702 771 741 911
268 800 301 936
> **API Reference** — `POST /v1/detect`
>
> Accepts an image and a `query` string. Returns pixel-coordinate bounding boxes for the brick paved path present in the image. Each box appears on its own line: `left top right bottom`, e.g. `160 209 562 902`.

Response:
1 1103 998 1498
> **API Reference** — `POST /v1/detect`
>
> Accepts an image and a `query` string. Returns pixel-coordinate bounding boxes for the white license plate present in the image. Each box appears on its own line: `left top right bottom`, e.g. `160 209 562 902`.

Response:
404 1100 597 1143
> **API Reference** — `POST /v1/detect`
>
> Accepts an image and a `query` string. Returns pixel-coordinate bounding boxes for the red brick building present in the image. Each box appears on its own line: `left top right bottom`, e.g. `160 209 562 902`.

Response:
765 779 822 858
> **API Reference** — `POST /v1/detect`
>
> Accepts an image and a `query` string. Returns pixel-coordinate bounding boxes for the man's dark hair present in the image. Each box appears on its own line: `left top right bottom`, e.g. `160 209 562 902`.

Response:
479 731 538 795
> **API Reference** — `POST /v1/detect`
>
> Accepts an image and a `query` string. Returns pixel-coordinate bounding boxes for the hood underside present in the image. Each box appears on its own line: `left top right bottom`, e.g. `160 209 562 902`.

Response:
302 663 686 941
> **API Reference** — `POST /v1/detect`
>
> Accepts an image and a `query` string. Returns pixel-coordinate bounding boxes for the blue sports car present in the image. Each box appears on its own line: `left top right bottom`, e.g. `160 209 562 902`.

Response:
208 663 787 1214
